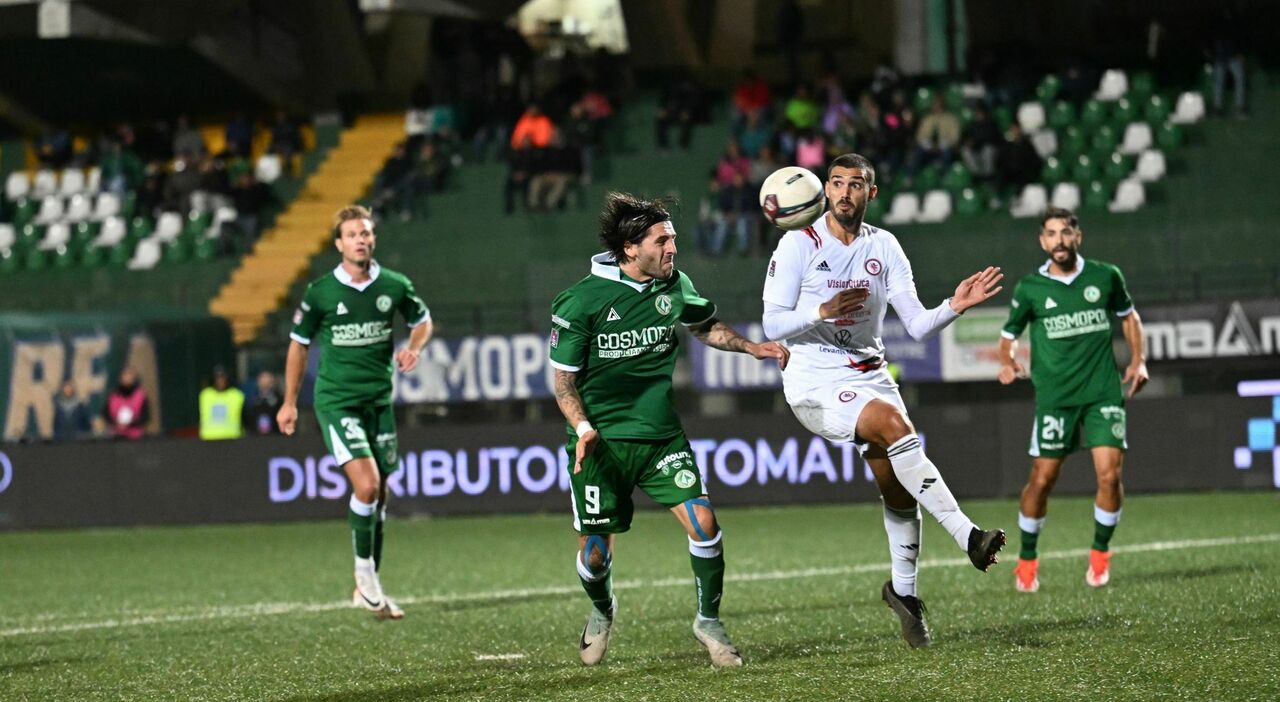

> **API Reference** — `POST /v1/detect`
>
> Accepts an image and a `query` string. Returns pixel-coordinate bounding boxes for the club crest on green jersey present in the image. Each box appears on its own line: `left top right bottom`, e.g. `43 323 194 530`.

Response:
654 294 673 315
1083 285 1101 302
376 295 392 312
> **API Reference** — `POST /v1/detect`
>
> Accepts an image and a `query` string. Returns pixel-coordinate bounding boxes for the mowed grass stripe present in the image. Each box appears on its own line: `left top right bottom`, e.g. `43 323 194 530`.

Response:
4 532 1277 639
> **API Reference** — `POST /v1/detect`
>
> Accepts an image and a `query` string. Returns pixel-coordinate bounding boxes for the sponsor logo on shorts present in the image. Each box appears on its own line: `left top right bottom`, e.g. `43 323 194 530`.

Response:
654 294 673 316
1083 285 1101 303
838 390 857 402
581 517 612 526
865 258 883 276
657 451 692 475
674 469 697 489
376 295 392 312
1111 423 1126 440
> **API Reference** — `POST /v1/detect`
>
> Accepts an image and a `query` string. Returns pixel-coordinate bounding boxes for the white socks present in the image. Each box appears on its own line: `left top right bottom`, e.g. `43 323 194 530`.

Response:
1018 512 1046 534
885 434 975 551
1094 505 1121 526
883 504 921 597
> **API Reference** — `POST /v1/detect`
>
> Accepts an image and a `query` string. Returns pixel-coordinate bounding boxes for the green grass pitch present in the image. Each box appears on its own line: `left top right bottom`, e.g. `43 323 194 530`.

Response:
2 492 1277 701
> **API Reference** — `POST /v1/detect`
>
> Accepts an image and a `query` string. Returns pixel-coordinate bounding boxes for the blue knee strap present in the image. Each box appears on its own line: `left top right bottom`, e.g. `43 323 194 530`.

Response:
683 498 715 541
583 534 612 572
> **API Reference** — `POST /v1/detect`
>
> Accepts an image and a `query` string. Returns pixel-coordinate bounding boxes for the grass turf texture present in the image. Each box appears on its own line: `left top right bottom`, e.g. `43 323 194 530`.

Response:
2 492 1277 701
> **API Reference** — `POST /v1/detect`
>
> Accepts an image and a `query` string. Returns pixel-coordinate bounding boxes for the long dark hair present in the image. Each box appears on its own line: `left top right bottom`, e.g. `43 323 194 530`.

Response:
598 192 674 263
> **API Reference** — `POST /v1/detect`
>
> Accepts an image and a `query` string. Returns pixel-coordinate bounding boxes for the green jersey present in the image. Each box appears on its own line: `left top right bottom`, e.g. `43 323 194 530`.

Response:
549 253 717 440
290 262 430 410
1001 257 1133 408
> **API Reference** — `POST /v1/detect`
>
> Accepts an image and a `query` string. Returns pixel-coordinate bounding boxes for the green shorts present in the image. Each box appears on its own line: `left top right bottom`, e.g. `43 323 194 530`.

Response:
567 433 707 535
1029 399 1127 458
314 405 400 474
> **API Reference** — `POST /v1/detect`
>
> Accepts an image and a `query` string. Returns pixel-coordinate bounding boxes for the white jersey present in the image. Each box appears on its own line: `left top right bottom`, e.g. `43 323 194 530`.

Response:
762 216 918 392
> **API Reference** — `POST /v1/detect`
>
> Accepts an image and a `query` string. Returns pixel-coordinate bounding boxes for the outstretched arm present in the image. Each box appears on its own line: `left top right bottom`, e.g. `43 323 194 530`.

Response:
690 318 789 369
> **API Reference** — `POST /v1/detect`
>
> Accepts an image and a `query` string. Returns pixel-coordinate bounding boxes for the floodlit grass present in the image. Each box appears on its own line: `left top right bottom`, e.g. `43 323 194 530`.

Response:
1 492 1277 701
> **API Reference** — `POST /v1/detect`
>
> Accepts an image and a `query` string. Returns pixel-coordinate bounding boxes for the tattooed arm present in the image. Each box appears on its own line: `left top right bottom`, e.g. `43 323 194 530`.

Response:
689 319 791 368
554 369 597 474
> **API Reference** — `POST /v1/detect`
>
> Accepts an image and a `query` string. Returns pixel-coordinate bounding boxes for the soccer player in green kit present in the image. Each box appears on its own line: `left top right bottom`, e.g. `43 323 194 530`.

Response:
998 208 1148 592
278 205 433 620
549 192 789 667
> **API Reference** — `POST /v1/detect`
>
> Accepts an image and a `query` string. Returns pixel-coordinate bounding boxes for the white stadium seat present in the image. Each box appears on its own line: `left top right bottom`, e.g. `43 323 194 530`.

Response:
34 195 64 225
1050 182 1081 211
1010 184 1048 218
1119 122 1154 155
0 223 16 251
1016 102 1046 133
64 193 93 223
208 205 239 239
155 211 184 242
1095 69 1128 101
58 168 86 197
92 192 121 221
32 169 58 199
1171 91 1206 125
882 193 920 225
5 171 30 202
93 216 127 249
39 221 72 251
1135 149 1167 182
255 155 282 183
1109 178 1146 213
86 166 102 194
916 190 952 223
1031 129 1058 159
128 238 162 270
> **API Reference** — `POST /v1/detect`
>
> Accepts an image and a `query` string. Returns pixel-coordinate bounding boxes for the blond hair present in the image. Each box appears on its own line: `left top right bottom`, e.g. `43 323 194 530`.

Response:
332 205 373 239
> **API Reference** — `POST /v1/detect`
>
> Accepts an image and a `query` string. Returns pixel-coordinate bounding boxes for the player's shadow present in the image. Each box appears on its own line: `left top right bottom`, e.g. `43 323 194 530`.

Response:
0 654 99 674
949 615 1112 648
434 591 572 612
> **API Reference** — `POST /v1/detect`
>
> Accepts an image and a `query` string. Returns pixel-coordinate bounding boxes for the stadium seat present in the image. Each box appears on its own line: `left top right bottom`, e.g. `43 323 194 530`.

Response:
864 195 886 223
1171 91 1206 124
64 193 93 223
1048 101 1076 130
1082 181 1111 210
912 86 934 115
1119 122 1154 155
1090 125 1119 158
1094 69 1128 101
1157 123 1184 150
92 192 121 221
72 221 98 246
129 216 153 241
1041 157 1068 186
93 216 127 248
19 223 42 248
941 162 971 193
1010 184 1048 218
86 166 101 194
1017 102 1046 133
34 196 64 225
108 239 134 267
80 244 107 268
52 244 76 269
916 190 952 223
1031 129 1058 159
1057 126 1087 161
1144 95 1171 126
1080 100 1107 129
1128 72 1155 105
24 248 48 271
38 222 72 251
0 248 19 274
1036 74 1061 103
1103 153 1135 187
1071 155 1098 186
0 223 15 252
5 171 30 201
1135 149 1167 182
195 236 220 260
255 155 283 183
1050 182 1081 211
1112 98 1139 127
882 193 920 225
954 187 982 216
164 238 192 263
155 211 184 242
1109 178 1146 213
185 211 213 239
992 105 1014 132
944 83 966 112
916 164 942 192
58 169 86 198
32 169 58 199
127 238 162 270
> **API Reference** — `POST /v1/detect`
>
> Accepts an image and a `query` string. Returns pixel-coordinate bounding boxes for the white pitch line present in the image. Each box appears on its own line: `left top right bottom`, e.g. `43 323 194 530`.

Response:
474 653 527 661
2 532 1277 639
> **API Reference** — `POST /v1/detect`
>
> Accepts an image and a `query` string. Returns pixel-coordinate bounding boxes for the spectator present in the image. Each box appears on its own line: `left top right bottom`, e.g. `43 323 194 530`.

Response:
245 371 283 435
229 171 277 247
104 367 149 440
795 129 826 172
714 141 751 188
575 87 614 124
656 77 698 151
162 156 202 213
738 110 774 160
52 379 91 441
961 105 1003 181
505 135 539 214
404 139 450 215
199 365 244 441
135 160 167 220
820 73 856 137
695 176 723 255
784 83 821 131
910 95 961 176
510 104 555 151
373 142 413 221
172 115 207 160
713 173 756 257
268 111 303 175
853 93 889 166
528 131 580 212
880 89 916 178
99 137 145 199
1210 10 1247 117
996 123 1044 196
826 111 860 161
750 143 783 189
732 70 772 129
37 128 73 169
563 102 598 184
224 112 254 160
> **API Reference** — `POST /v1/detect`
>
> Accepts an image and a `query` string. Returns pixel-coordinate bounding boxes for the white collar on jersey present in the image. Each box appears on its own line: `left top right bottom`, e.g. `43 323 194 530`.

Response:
590 252 654 292
333 260 381 291
1038 255 1085 285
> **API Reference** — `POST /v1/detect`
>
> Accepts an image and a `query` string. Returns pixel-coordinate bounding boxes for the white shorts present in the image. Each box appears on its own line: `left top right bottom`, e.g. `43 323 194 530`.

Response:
784 368 907 451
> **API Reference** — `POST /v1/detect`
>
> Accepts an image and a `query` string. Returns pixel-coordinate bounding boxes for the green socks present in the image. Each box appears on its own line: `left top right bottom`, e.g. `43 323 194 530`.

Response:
689 533 725 619
348 496 376 560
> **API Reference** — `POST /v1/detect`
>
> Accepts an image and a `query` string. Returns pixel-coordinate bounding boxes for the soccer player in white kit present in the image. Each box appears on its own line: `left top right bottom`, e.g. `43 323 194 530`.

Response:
762 153 1007 648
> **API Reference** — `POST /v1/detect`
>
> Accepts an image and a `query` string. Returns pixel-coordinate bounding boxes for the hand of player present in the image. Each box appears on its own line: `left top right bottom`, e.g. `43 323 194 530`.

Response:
395 348 421 373
997 361 1027 385
574 429 599 475
1122 361 1149 398
748 340 790 370
819 288 869 319
949 266 1004 314
277 403 298 436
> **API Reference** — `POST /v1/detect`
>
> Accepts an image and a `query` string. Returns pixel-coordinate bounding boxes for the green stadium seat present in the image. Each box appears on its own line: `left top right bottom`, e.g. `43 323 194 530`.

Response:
19 222 43 248
913 86 934 115
164 239 192 263
24 248 48 271
992 106 1013 132
13 198 36 228
80 245 107 268
916 164 942 192
1082 180 1110 210
1144 95 1171 126
1091 125 1119 159
957 105 975 129
1036 74 1062 103
194 236 220 260
72 221 98 245
865 195 886 222
1071 155 1099 186
944 83 965 112
108 240 133 267
941 162 971 193
0 248 19 274
1041 157 1068 186
1112 98 1139 126
1102 153 1135 188
122 190 137 220
1080 100 1108 129
1048 101 1076 130
184 212 212 239
129 216 153 241
1129 72 1154 105
955 187 982 216
1057 126 1087 161
1157 122 1184 150
52 245 76 269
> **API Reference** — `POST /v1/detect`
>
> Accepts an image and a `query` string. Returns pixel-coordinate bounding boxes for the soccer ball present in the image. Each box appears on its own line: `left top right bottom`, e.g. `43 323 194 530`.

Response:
759 166 826 230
